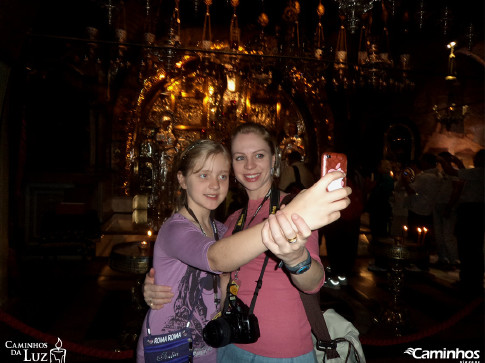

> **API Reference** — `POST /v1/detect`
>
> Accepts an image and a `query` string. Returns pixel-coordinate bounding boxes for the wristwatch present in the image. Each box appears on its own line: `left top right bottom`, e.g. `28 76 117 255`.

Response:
284 249 312 275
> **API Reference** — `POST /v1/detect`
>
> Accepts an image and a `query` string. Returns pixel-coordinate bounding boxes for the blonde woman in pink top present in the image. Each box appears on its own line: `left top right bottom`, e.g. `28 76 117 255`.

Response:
143 123 351 362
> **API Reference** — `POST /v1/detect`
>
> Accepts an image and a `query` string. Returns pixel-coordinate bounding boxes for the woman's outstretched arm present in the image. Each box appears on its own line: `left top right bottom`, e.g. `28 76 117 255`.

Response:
207 171 350 272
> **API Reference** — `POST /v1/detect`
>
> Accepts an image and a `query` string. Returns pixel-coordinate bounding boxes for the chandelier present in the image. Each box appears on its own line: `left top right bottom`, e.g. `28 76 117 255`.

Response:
331 0 414 91
70 0 424 99
21 0 477 228
433 42 468 134
335 0 377 34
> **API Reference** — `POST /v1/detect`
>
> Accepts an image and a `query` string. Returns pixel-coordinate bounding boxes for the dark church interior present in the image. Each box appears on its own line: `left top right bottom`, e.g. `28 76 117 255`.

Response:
0 0 483 362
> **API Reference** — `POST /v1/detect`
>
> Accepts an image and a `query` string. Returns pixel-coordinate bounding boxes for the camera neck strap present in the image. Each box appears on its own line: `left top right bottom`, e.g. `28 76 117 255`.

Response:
184 201 218 240
230 185 281 315
184 201 222 309
147 205 219 335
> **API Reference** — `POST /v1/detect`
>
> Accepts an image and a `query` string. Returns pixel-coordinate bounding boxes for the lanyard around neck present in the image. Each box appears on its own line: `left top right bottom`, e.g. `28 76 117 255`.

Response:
229 185 280 315
232 186 279 234
184 202 221 309
185 202 219 240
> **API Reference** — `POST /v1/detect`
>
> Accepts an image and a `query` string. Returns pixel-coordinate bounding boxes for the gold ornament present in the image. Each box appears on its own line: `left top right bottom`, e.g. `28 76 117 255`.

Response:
283 6 297 22
317 3 325 17
231 0 239 7
205 0 212 6
258 13 269 27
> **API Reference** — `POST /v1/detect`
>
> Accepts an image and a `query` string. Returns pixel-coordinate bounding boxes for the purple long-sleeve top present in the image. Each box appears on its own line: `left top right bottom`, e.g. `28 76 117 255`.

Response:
137 213 227 363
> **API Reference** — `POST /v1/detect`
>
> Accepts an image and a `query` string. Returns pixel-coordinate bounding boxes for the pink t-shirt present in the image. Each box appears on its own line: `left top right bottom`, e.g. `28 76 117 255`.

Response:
224 195 324 358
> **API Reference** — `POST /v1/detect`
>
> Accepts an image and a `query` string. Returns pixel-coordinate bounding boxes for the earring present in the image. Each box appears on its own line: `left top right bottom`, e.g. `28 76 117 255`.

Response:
270 167 274 175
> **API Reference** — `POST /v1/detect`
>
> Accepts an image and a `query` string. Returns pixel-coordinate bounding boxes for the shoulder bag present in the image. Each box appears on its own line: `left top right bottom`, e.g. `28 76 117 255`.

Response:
143 304 197 363
300 292 366 363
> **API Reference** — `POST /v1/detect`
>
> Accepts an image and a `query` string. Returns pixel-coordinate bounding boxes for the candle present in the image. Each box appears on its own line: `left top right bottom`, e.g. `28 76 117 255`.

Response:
50 338 66 363
421 227 428 245
402 225 408 240
446 41 457 81
139 240 149 255
227 73 236 92
417 227 422 244
171 94 176 111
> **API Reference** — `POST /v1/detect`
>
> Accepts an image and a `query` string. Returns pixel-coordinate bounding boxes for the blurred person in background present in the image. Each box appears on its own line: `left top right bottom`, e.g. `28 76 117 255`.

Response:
279 150 315 194
366 159 394 272
439 149 484 295
402 153 440 271
432 151 462 270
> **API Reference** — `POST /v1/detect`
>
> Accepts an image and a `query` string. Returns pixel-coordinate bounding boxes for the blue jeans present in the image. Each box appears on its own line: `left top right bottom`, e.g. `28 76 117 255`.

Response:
217 344 317 363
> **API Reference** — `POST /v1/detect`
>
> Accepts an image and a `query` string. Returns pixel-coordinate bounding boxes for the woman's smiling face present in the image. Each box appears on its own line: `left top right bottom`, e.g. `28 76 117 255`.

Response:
231 132 275 200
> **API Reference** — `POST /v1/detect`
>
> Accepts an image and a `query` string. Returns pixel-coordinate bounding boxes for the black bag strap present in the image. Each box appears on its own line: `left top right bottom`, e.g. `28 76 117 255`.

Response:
279 192 341 360
292 165 303 189
299 292 340 360
300 292 361 362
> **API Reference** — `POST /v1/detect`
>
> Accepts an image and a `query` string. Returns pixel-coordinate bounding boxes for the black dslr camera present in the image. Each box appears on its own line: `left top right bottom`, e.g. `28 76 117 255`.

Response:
202 285 260 348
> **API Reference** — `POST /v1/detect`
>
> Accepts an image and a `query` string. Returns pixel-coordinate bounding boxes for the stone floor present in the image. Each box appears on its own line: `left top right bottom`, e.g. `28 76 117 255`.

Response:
0 230 483 363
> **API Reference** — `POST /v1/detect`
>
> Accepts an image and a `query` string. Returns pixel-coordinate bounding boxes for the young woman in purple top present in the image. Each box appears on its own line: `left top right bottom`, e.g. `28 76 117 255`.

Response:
141 124 352 362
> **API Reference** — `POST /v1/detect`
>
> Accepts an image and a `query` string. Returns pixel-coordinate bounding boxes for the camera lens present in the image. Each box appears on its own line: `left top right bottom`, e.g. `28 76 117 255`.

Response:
203 319 232 348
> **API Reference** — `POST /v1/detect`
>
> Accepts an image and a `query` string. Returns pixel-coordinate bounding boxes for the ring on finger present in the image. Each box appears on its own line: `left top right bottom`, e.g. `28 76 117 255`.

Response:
287 236 297 244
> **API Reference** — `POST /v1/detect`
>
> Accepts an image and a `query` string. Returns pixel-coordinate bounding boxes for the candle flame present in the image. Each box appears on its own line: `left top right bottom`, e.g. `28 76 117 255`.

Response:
147 230 152 237
423 227 428 233
403 225 408 231
417 227 422 233
55 337 63 350
227 74 236 92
